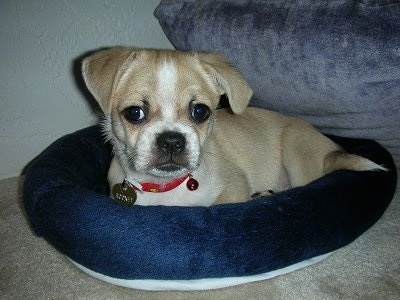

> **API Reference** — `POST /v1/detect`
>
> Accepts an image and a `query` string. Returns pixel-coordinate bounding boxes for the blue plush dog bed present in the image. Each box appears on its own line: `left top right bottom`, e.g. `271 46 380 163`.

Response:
23 125 396 290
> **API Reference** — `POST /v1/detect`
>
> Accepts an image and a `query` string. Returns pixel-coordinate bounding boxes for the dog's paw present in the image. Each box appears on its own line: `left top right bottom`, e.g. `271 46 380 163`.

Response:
251 190 274 198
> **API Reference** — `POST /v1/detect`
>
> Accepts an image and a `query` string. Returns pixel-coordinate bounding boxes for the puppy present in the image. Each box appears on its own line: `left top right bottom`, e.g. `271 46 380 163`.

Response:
82 47 385 206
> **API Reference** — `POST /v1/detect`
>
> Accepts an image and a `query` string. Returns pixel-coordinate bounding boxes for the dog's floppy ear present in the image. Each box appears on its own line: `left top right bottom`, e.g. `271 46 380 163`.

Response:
81 47 137 114
198 53 253 114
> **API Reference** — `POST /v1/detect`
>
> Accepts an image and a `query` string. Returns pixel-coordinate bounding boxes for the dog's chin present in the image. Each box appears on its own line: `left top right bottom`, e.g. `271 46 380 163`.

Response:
149 164 190 178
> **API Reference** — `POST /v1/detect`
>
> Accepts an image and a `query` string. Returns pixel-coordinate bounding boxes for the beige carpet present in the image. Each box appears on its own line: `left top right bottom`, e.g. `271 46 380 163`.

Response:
1 176 399 299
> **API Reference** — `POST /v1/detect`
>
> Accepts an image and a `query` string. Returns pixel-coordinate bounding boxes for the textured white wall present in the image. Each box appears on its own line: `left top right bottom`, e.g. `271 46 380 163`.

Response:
0 0 172 179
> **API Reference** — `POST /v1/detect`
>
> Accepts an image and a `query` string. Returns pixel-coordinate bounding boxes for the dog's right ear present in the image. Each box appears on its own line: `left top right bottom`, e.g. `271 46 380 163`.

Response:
81 47 137 114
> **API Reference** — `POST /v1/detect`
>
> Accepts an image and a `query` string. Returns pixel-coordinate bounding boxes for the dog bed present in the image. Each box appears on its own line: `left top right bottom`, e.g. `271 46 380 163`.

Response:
23 125 397 291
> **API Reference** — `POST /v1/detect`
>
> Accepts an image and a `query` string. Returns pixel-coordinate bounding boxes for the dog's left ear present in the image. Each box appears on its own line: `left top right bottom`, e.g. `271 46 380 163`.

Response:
198 53 253 114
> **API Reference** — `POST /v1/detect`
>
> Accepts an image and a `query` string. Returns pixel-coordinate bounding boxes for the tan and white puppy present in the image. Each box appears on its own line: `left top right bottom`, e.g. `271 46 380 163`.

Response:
82 47 385 206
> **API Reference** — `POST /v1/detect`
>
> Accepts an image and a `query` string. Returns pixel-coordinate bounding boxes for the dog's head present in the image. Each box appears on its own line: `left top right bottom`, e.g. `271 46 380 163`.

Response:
82 48 253 179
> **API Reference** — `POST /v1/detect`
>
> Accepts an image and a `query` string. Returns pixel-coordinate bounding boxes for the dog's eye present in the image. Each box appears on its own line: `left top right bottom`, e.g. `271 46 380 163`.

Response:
124 106 145 123
191 104 210 122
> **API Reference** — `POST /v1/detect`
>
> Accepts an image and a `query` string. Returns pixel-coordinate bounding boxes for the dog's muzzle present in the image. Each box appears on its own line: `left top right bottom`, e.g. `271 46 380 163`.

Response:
154 131 188 173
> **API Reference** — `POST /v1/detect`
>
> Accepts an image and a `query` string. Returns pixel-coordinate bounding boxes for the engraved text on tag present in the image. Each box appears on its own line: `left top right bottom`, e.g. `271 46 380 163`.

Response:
112 183 137 206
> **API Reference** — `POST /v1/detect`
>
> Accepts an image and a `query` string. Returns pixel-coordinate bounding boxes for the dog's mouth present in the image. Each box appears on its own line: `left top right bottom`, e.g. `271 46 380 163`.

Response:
151 154 190 176
143 150 201 178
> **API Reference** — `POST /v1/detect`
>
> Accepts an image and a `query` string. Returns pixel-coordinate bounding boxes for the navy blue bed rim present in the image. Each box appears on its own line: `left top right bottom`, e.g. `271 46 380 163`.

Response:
23 125 397 284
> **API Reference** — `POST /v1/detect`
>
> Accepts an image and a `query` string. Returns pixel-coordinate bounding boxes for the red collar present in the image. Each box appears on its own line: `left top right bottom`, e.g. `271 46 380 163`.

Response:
133 174 190 193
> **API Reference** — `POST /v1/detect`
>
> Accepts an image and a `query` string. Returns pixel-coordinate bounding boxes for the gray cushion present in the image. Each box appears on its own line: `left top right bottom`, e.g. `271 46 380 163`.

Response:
154 0 400 167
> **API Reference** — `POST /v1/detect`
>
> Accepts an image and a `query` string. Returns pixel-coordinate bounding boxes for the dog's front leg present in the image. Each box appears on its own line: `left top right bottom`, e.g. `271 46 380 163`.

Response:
213 170 252 204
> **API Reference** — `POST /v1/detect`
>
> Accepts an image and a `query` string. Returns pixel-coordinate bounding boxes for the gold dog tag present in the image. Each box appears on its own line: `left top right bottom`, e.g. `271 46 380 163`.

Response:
112 181 137 206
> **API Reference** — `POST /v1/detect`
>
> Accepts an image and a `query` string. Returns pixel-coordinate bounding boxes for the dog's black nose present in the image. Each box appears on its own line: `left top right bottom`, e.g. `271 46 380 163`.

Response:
157 132 186 154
